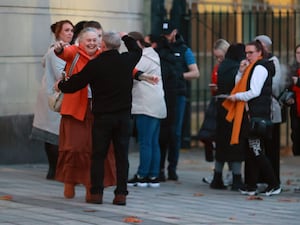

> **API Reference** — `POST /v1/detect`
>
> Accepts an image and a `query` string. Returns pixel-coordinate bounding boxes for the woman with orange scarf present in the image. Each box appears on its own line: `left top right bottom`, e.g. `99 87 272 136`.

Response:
54 27 116 202
222 40 281 196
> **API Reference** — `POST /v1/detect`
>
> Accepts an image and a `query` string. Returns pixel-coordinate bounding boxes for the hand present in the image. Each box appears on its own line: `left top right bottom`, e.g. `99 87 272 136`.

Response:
286 98 295 105
227 94 237 102
292 76 298 85
119 32 128 38
208 83 217 92
140 73 160 84
145 74 160 85
239 60 249 73
54 40 68 53
54 79 62 92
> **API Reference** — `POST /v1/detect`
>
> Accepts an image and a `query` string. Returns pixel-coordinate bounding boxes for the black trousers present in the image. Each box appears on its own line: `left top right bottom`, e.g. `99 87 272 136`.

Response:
90 111 130 196
290 106 300 156
159 90 177 173
264 123 281 183
245 137 278 189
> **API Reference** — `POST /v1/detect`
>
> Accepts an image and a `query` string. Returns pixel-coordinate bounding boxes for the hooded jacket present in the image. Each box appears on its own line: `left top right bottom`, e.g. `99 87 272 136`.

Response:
57 45 101 121
131 47 167 119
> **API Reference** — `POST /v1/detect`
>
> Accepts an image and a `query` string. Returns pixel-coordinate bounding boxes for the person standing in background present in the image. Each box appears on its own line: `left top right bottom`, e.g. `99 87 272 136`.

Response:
31 20 74 180
70 20 87 45
289 44 300 156
199 39 229 166
223 40 281 196
252 35 286 187
210 43 246 191
157 20 200 181
127 31 167 188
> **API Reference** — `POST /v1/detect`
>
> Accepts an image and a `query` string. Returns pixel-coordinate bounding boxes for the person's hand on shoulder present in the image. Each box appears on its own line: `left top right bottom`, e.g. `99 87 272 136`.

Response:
119 32 128 38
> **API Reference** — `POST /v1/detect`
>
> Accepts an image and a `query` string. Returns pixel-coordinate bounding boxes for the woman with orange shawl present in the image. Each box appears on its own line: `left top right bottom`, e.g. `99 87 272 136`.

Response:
54 27 116 202
222 40 280 196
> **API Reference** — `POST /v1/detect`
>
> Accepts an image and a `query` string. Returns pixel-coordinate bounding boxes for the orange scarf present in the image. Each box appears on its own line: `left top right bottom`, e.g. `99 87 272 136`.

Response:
222 57 262 144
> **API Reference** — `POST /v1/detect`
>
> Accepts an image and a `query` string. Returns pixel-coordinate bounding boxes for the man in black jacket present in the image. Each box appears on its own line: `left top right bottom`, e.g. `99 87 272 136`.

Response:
57 31 157 205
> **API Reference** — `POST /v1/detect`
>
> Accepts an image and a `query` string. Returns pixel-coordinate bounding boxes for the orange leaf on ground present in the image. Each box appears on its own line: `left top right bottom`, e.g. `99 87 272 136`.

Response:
123 216 143 223
278 198 300 202
246 196 263 200
0 195 13 201
286 179 293 185
193 192 204 196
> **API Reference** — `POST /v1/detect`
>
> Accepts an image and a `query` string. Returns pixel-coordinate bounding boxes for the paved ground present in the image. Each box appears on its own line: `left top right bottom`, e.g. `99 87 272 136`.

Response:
0 148 300 225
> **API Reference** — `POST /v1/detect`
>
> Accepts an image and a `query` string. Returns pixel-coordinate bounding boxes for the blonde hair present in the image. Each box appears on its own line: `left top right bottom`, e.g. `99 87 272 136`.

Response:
213 39 230 53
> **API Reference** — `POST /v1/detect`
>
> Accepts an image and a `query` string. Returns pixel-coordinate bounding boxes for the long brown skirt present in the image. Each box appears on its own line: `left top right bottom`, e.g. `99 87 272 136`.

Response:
55 104 116 187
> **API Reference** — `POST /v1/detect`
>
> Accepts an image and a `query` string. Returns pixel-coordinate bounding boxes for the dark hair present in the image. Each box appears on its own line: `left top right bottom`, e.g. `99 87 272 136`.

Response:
247 40 268 58
146 34 160 44
225 43 245 62
71 20 88 44
83 20 102 30
128 31 151 47
50 20 73 40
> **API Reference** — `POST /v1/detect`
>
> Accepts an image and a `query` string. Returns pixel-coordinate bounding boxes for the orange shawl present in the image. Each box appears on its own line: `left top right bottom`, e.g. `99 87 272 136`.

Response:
222 57 262 144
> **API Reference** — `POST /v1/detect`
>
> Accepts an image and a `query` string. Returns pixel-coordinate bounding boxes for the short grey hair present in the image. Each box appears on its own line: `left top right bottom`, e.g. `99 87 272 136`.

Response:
78 27 99 42
103 31 121 50
254 35 272 48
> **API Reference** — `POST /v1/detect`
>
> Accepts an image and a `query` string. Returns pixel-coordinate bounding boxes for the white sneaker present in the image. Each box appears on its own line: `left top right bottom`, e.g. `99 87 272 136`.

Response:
148 177 160 188
239 187 257 196
202 176 212 184
265 186 281 196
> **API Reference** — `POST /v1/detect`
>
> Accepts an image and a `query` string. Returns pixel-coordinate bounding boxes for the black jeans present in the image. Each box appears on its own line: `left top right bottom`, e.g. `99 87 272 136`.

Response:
91 111 130 196
290 106 300 156
245 137 278 189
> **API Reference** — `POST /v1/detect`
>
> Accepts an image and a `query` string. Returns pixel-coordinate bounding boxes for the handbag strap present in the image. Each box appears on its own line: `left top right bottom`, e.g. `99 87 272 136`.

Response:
66 53 80 78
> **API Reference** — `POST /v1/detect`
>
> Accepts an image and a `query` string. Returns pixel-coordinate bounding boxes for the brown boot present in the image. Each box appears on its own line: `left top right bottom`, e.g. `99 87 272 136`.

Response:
64 183 75 199
113 194 126 206
86 194 103 204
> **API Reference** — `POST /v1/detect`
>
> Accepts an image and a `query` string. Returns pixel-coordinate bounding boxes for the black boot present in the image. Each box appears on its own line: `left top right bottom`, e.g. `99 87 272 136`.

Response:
45 143 58 180
231 174 244 191
210 171 226 189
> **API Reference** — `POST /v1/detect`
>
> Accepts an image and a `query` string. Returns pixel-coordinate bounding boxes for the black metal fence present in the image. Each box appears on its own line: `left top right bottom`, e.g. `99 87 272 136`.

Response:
187 2 300 148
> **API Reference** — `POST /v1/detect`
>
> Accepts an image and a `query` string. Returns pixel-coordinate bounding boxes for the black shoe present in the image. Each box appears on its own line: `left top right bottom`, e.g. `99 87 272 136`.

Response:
46 167 56 180
231 174 243 191
158 172 166 182
127 174 148 187
148 177 160 188
210 172 226 189
239 186 257 196
168 171 178 181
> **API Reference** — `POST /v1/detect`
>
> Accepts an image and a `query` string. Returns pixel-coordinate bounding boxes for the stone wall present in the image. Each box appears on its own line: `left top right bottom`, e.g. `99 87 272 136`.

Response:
0 0 145 164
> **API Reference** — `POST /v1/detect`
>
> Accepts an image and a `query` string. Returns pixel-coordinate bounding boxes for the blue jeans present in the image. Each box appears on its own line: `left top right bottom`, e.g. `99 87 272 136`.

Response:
136 114 161 178
167 95 186 172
